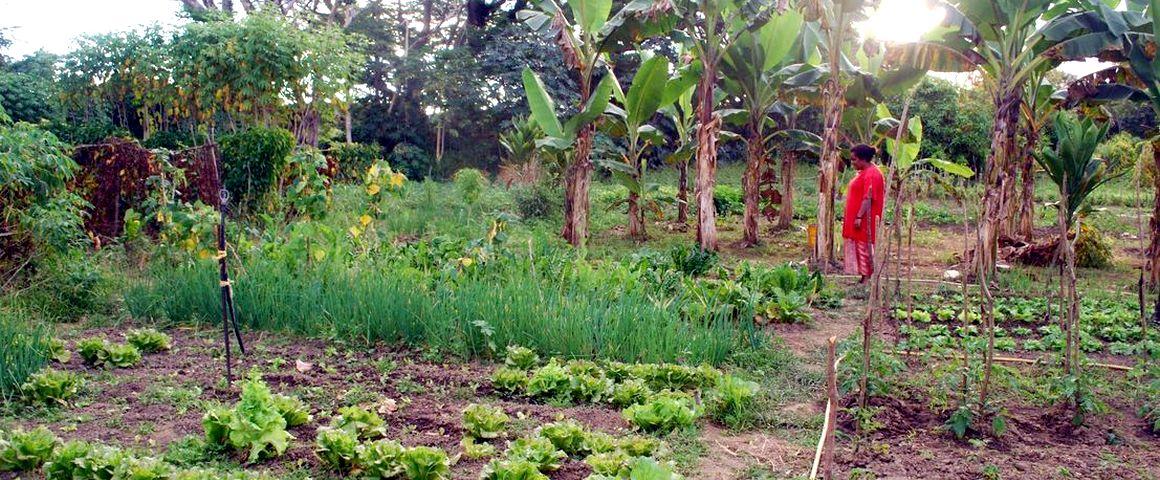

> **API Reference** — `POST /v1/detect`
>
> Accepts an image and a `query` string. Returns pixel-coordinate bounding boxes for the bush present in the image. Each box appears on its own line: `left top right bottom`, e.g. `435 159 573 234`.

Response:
1075 224 1113 269
27 254 112 321
511 182 561 221
453 168 488 207
713 185 743 216
143 130 207 150
389 142 432 180
218 127 295 207
328 142 382 181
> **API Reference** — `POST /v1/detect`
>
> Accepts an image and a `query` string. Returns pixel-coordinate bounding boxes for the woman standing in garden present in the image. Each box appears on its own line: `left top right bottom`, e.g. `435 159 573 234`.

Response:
843 144 885 283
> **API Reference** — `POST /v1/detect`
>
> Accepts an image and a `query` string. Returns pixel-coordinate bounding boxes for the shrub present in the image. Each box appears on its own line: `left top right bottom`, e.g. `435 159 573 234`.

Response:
218 127 294 207
356 439 405 478
462 403 509 440
713 185 743 216
283 148 332 220
0 426 59 471
314 428 358 474
1075 224 1113 269
389 142 432 180
511 182 560 220
20 368 82 406
622 393 697 433
328 142 382 181
453 168 488 207
399 446 450 480
0 120 87 260
126 328 172 353
143 130 206 150
28 254 112 321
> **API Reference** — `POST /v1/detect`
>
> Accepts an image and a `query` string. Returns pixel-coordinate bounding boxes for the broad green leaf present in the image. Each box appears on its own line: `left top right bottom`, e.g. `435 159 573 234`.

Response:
565 72 616 135
521 68 564 138
758 9 804 71
925 158 974 178
570 0 612 34
626 55 672 128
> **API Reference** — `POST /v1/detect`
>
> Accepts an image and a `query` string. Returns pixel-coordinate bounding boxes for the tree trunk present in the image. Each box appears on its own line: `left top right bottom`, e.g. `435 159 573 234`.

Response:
1148 143 1160 286
778 150 796 229
694 65 720 251
742 126 765 246
1018 122 1039 240
628 154 646 241
677 161 689 226
815 78 844 265
561 125 594 247
975 88 1021 279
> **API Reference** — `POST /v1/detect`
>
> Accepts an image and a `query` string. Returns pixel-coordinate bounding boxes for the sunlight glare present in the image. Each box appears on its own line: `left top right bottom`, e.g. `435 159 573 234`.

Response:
858 0 947 44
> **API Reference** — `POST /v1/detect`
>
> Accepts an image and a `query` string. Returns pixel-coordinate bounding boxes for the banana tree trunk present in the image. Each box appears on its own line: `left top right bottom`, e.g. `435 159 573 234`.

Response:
1149 142 1160 286
815 78 844 265
561 124 594 247
1018 122 1039 240
677 161 689 226
742 125 766 246
694 66 720 251
628 154 646 241
976 88 1021 278
778 150 796 229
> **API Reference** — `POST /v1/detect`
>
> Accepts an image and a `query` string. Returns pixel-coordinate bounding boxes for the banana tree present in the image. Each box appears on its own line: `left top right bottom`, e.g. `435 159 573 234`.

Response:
519 0 677 247
719 8 805 246
599 54 696 240
661 67 700 227
1016 71 1059 240
884 0 1147 278
769 100 822 229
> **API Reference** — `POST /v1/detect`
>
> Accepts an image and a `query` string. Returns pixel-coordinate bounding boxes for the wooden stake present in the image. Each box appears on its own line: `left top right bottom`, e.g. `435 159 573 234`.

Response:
811 336 841 480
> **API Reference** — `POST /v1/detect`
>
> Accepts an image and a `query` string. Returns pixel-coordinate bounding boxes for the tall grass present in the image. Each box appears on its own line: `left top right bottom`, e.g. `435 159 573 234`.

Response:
125 252 750 364
0 306 50 400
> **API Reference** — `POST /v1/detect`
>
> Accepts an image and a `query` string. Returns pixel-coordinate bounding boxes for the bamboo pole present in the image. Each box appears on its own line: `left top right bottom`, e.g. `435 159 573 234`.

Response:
811 336 842 480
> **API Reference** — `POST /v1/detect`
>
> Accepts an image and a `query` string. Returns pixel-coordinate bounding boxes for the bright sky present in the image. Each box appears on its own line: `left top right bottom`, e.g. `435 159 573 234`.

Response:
1 0 185 57
1 0 1110 80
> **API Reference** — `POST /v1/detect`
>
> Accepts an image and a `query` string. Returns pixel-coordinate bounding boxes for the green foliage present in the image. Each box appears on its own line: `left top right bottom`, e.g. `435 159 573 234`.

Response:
491 367 529 395
511 182 561 220
125 328 172 353
706 375 760 427
504 345 540 370
219 127 295 207
47 338 70 364
76 338 142 369
314 428 359 474
460 436 497 459
1096 132 1141 178
270 393 311 427
0 311 49 400
1049 374 1107 427
1140 378 1160 434
504 436 565 472
526 359 573 402
284 148 332 220
1074 224 1112 269
399 446 451 480
356 439 406 478
538 420 589 456
28 253 113 320
481 458 549 480
1036 113 1117 228
712 185 743 216
454 168 489 207
668 244 718 277
329 142 383 181
43 440 89 479
622 393 697 434
463 403 510 440
203 374 292 463
609 379 653 407
584 450 631 476
332 405 386 440
20 368 82 406
389 142 433 180
0 426 58 471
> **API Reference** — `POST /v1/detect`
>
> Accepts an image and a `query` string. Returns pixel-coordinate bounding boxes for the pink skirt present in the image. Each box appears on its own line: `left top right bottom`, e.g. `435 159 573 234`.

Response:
843 238 874 277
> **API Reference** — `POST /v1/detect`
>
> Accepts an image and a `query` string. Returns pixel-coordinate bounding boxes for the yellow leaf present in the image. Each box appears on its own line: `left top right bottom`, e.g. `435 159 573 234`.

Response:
366 184 381 196
348 226 361 238
359 214 372 227
389 172 406 189
368 164 381 178
458 257 475 267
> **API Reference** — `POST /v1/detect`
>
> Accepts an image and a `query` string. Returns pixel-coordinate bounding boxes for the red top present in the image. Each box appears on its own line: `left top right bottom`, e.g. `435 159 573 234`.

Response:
842 165 885 242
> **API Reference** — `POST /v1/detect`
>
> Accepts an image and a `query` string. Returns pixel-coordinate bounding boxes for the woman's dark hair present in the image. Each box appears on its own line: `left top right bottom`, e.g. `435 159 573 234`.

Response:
851 144 876 161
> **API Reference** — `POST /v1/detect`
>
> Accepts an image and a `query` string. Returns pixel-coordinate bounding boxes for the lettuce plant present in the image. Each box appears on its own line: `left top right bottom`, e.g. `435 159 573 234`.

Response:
76 338 108 365
623 457 682 479
47 338 71 363
706 375 760 427
202 404 233 446
491 367 528 395
399 446 450 480
77 337 141 369
504 345 540 370
315 428 358 474
617 435 660 457
356 439 405 478
0 426 58 471
204 374 293 463
20 368 82 406
609 378 652 407
460 437 497 459
462 403 509 439
504 437 565 472
537 420 588 456
271 393 311 427
583 450 630 476
480 458 548 480
565 359 601 376
69 444 130 479
125 328 172 353
622 394 697 433
582 431 617 454
113 455 173 479
569 373 611 403
332 405 386 440
526 360 571 402
43 440 92 479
